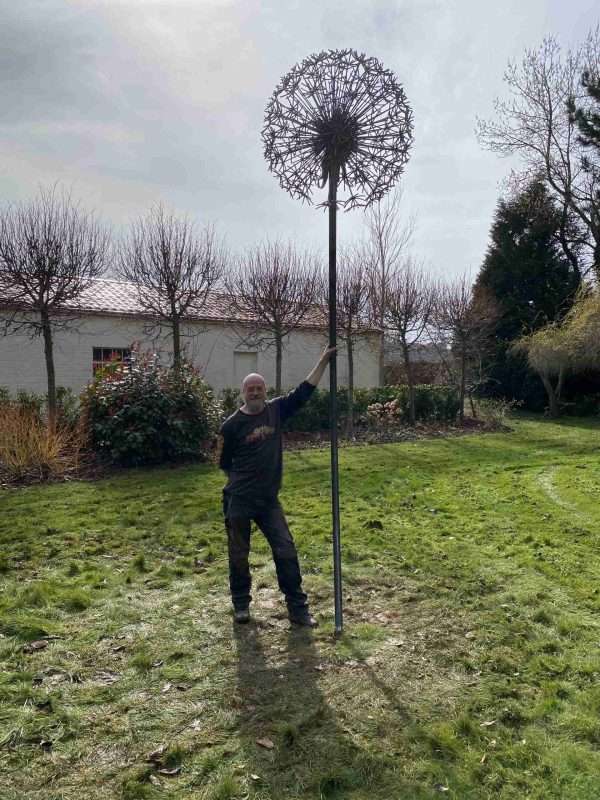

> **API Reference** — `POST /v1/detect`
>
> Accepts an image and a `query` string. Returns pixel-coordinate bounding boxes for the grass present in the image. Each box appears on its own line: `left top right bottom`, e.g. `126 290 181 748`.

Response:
1 414 600 799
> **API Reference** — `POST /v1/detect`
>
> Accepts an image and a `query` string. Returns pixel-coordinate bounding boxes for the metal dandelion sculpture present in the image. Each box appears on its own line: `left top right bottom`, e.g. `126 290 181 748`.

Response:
263 49 414 634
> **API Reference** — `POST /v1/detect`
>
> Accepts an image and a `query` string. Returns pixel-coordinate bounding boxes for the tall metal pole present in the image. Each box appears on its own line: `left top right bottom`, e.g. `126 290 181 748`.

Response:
328 165 343 635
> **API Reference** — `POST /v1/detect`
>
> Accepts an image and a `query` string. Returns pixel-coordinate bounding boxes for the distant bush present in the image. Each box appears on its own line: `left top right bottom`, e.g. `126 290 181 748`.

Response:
82 351 222 466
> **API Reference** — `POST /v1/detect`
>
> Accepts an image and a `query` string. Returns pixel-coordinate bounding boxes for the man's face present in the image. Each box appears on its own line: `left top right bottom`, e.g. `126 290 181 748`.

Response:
242 375 267 413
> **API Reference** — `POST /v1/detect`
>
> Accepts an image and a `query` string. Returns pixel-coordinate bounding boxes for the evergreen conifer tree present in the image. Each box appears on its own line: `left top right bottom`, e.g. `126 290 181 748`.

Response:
474 181 581 408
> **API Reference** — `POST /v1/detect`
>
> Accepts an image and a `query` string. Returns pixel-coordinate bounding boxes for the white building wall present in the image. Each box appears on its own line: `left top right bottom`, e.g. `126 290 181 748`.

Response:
0 313 381 397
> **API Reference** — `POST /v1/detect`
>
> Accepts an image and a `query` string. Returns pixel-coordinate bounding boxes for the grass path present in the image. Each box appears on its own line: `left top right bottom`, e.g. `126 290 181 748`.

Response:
1 415 600 799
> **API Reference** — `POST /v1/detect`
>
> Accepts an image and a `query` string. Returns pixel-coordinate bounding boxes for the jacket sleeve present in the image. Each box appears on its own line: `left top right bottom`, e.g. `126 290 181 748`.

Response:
218 424 234 473
276 381 316 423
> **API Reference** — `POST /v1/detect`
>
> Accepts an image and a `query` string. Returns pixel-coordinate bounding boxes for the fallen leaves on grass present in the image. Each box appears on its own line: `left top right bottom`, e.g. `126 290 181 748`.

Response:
147 745 167 763
23 640 48 653
93 670 120 685
256 737 275 749
157 766 181 776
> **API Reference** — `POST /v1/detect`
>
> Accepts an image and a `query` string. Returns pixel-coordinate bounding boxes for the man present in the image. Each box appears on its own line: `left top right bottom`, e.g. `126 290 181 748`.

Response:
219 347 336 626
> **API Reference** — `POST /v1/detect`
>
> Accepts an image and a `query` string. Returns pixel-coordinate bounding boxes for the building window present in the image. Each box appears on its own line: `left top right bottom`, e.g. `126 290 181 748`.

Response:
233 351 258 387
92 347 131 375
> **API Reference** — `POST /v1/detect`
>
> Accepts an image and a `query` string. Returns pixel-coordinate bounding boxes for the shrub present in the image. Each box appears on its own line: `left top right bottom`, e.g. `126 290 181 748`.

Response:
476 397 519 426
560 393 600 417
219 387 241 420
81 350 221 466
0 405 84 482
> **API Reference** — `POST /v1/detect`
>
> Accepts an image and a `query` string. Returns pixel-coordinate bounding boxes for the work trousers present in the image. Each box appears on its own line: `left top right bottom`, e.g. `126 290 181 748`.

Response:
225 501 308 613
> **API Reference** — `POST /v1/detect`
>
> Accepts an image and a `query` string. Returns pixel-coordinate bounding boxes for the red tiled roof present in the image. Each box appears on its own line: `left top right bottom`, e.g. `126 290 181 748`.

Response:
73 279 328 329
1 278 380 332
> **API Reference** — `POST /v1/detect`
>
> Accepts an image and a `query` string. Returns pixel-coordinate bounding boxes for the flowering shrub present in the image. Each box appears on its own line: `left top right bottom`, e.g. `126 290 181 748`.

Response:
81 349 221 466
366 398 403 425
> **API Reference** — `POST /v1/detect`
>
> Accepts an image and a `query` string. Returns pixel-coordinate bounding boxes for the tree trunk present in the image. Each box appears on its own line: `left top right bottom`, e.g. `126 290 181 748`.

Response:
468 391 477 418
172 316 181 371
378 328 385 386
275 334 282 395
558 201 581 284
459 347 466 424
556 366 565 402
402 340 416 425
346 337 354 438
41 310 57 433
540 373 560 418
594 234 600 285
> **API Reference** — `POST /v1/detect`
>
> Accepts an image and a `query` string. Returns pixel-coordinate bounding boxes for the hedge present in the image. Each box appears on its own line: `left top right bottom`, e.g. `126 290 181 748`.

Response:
219 384 460 431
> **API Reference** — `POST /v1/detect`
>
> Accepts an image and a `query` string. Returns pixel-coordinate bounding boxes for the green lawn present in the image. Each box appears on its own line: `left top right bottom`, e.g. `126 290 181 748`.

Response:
1 415 600 799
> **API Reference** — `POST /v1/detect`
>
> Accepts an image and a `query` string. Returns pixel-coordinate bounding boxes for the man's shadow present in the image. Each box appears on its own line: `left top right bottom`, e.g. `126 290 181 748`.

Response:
232 620 366 797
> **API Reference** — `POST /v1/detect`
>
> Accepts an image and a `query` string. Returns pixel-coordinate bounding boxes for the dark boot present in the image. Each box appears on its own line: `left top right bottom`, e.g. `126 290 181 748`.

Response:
234 608 250 624
288 609 318 627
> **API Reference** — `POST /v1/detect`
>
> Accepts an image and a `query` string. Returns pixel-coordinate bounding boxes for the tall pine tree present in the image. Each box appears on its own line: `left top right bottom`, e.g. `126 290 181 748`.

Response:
474 181 581 408
570 70 600 178
570 70 600 276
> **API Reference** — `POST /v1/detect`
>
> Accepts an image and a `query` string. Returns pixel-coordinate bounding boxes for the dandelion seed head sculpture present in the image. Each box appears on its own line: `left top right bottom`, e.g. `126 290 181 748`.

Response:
262 48 414 208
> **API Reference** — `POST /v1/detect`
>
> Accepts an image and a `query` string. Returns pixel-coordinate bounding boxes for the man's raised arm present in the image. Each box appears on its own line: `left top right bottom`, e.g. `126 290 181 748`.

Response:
278 347 337 422
306 346 337 386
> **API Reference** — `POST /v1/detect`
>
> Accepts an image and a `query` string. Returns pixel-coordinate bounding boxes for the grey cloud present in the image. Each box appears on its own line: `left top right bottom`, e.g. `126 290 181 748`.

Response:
0 0 597 275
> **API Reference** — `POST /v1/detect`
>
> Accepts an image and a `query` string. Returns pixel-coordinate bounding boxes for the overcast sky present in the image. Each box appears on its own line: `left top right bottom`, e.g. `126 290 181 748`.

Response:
0 0 598 278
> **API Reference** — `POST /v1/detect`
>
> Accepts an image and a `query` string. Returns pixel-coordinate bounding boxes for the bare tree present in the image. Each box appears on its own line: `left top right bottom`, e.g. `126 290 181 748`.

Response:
226 240 321 394
332 246 372 437
477 28 600 278
386 260 434 425
118 205 226 370
0 187 110 431
431 276 499 422
365 189 415 383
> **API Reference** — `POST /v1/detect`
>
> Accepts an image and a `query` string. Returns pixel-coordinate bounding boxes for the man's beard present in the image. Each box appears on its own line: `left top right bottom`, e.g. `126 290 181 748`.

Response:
246 399 265 413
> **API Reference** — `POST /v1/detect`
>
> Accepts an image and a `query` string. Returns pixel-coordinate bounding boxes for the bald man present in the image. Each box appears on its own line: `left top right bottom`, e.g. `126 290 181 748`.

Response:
219 347 335 626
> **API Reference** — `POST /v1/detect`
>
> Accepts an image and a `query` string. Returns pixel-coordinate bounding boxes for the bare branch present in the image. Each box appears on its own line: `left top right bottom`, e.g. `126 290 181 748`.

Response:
0 186 110 428
325 246 373 435
385 260 435 424
118 204 226 368
477 28 600 277
225 240 321 393
431 275 499 421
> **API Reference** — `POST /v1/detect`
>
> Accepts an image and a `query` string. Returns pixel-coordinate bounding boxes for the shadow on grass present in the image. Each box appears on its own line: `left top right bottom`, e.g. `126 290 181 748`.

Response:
232 622 375 799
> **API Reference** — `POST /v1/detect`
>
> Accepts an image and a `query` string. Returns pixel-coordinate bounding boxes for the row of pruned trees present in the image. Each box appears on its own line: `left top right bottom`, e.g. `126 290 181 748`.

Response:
0 185 492 435
0 189 226 432
226 191 499 432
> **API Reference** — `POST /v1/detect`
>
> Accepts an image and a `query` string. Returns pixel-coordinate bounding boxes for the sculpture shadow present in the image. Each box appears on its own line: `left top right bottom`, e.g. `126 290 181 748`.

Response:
232 620 373 798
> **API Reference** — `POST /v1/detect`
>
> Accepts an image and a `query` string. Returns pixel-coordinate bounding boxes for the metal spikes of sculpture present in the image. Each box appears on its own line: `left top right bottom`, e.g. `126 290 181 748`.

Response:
263 49 414 634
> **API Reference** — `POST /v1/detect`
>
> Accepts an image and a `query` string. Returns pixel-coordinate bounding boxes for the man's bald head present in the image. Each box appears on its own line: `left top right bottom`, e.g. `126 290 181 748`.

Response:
241 373 267 414
242 373 266 391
